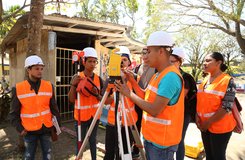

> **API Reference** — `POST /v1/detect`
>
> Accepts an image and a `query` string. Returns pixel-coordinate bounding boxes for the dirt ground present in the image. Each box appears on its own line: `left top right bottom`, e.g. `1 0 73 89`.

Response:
1 94 245 160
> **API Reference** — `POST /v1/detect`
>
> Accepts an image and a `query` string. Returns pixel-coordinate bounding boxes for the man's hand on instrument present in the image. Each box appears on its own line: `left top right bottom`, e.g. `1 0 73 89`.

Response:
121 68 136 83
114 80 131 97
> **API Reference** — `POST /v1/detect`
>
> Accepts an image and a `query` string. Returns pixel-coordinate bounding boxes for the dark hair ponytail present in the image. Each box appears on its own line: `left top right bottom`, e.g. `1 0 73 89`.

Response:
210 52 227 72
220 63 228 72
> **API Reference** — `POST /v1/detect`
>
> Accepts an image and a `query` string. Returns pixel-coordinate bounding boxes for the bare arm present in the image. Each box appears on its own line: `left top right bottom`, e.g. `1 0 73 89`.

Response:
129 91 169 117
68 75 81 103
124 69 145 98
115 81 169 117
128 77 145 98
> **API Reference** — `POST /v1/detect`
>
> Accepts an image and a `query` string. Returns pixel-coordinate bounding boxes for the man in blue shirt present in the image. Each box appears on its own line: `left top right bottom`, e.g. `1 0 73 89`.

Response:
115 31 184 160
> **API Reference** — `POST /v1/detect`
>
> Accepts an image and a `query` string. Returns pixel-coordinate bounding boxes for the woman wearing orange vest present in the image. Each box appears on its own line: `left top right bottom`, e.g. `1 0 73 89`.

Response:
68 47 104 160
196 52 236 160
115 31 185 160
9 55 60 160
104 46 138 160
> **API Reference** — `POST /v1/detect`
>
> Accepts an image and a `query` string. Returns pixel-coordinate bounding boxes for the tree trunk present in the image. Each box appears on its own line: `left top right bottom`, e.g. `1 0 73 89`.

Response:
27 0 44 56
235 22 245 55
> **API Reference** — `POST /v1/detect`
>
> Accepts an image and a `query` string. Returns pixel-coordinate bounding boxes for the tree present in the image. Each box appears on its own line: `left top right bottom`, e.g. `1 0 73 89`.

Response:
75 0 121 23
155 0 245 55
143 0 173 42
176 27 227 80
122 0 139 38
217 36 242 74
0 0 30 25
0 5 25 77
0 5 24 40
26 0 45 56
76 0 139 35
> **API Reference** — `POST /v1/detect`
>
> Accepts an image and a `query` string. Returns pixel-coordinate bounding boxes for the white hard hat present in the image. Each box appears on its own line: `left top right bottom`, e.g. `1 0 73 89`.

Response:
24 55 44 68
83 47 98 58
172 47 185 59
147 31 174 47
116 46 130 55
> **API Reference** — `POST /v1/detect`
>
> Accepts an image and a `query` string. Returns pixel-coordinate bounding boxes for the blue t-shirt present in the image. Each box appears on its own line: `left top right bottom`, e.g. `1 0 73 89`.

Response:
145 71 182 149
157 72 182 105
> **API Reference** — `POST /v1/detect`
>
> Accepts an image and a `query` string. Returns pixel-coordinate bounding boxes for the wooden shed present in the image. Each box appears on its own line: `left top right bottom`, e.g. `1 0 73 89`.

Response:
1 13 144 121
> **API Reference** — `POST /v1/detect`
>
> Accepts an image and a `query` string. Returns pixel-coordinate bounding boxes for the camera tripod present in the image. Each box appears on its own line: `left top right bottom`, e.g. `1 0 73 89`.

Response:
75 83 146 160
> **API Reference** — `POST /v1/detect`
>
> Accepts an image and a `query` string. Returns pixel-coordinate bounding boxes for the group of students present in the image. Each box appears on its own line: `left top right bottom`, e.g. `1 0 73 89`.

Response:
9 30 239 160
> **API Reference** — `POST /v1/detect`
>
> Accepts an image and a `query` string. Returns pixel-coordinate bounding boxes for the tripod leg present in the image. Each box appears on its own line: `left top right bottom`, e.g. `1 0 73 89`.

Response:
120 96 132 160
116 108 125 160
76 90 110 160
123 96 147 160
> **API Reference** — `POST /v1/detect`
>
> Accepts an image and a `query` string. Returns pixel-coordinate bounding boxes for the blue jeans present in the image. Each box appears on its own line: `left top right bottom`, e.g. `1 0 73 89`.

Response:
75 118 99 160
144 140 178 160
176 114 191 160
23 133 52 160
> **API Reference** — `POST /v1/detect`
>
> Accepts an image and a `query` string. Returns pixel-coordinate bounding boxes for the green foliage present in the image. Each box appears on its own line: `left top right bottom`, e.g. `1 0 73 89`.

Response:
73 0 140 38
0 5 24 39
75 0 139 25
143 0 171 42
125 0 138 14
236 60 245 73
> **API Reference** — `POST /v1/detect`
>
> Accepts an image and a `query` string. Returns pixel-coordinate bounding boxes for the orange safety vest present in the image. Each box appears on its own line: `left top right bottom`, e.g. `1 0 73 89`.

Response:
74 72 100 121
16 80 53 131
197 73 236 133
142 65 184 146
107 82 137 126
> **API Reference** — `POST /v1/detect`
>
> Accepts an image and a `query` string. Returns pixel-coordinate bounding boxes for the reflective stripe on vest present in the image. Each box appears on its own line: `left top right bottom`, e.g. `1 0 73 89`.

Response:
198 89 225 97
18 92 52 99
147 85 158 94
143 114 171 125
20 109 50 118
197 112 215 118
16 80 53 131
75 103 100 110
196 73 236 133
74 72 101 121
107 82 137 126
109 106 135 113
142 65 184 147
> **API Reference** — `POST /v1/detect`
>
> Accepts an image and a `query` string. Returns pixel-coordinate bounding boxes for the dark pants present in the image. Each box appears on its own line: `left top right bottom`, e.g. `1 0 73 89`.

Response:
104 124 133 160
75 118 99 160
201 130 232 160
176 114 191 160
23 133 51 160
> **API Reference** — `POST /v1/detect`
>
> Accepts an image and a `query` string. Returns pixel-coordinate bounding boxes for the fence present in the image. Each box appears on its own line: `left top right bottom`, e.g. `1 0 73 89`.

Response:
56 47 79 122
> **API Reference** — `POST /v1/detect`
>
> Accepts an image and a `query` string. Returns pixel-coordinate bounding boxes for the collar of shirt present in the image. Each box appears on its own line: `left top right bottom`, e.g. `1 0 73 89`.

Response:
27 78 41 94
